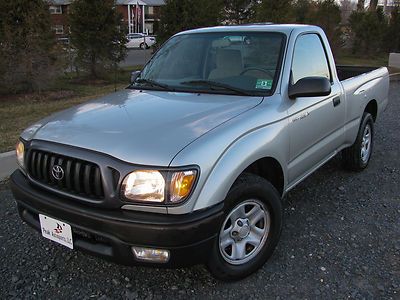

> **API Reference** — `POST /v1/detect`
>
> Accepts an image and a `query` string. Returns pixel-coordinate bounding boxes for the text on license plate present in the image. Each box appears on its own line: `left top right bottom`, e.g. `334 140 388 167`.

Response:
39 214 73 249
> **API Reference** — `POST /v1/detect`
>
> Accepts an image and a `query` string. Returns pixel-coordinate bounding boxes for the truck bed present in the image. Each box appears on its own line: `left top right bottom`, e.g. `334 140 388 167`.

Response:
336 65 380 81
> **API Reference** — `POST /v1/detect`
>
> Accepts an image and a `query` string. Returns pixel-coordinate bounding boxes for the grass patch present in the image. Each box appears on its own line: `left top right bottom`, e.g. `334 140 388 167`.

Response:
0 67 141 152
335 52 400 76
335 52 388 67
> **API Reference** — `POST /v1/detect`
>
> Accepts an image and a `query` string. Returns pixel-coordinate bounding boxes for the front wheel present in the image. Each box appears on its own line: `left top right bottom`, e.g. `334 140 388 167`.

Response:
206 173 283 281
342 112 374 171
139 42 148 50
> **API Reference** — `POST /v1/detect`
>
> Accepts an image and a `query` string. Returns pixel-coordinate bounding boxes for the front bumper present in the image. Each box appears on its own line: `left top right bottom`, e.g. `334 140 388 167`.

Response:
10 170 223 268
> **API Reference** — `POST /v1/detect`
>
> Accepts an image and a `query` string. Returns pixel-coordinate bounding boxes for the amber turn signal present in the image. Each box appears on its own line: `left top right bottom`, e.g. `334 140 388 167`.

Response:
169 170 197 203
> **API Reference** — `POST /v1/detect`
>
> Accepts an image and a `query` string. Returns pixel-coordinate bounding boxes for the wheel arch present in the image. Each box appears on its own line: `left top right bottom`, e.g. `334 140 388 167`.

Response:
242 157 285 196
192 152 287 212
364 99 378 122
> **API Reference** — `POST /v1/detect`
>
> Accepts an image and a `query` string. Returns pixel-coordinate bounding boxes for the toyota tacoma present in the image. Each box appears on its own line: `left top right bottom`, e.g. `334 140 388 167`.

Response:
11 24 389 281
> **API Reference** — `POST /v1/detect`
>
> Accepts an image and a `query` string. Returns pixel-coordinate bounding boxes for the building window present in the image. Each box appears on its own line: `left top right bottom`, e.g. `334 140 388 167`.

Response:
49 5 62 14
145 6 155 19
52 25 64 35
145 23 154 34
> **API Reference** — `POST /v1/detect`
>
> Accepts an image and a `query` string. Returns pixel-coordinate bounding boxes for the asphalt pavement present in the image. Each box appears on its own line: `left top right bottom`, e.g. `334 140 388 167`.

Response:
0 82 399 299
120 49 153 68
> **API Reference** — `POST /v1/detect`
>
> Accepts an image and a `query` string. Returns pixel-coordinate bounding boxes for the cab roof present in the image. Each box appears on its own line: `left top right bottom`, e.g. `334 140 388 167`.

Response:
176 24 320 36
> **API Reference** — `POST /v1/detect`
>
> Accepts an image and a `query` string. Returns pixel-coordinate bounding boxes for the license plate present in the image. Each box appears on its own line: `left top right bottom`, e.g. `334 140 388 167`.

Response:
39 214 73 249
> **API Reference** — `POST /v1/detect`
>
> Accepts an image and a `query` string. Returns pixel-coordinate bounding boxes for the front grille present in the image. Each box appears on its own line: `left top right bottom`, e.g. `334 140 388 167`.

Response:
27 150 104 199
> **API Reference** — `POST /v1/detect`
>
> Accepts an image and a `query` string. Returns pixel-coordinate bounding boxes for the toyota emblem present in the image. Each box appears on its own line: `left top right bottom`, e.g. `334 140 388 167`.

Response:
52 165 64 180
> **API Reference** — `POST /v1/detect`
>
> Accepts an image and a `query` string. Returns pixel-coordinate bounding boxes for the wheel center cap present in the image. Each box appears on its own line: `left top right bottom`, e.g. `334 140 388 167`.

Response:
231 218 251 240
238 224 250 238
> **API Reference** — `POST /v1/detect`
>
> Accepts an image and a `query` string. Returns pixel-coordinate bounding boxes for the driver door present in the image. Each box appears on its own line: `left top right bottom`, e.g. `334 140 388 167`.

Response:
287 34 345 184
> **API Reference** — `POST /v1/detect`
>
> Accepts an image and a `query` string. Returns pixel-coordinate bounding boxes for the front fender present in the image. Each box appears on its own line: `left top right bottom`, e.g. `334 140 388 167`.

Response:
168 117 289 214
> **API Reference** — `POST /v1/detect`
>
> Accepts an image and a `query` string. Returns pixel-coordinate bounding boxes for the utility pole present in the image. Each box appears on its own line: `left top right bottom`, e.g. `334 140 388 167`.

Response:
142 4 145 34
128 4 131 34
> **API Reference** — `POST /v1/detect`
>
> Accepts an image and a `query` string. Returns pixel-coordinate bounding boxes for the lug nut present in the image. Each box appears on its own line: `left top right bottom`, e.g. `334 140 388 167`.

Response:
232 231 238 236
237 220 243 226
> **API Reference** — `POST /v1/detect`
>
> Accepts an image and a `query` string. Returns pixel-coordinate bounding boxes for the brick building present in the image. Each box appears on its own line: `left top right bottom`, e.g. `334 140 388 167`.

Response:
48 0 72 38
116 0 165 34
48 0 165 39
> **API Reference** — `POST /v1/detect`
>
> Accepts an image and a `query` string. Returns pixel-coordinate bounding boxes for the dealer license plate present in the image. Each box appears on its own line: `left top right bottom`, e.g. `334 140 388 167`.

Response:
39 214 73 249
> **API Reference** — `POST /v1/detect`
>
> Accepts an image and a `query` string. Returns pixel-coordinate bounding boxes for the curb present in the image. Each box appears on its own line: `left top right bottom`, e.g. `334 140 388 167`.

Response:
0 151 15 159
0 151 16 181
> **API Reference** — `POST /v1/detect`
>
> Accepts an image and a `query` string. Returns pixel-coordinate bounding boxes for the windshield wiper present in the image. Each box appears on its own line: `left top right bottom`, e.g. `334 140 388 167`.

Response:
180 80 252 96
133 78 172 90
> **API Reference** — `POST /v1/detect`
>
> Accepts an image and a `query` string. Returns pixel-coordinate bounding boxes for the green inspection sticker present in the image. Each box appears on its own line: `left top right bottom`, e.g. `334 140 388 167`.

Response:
255 79 273 90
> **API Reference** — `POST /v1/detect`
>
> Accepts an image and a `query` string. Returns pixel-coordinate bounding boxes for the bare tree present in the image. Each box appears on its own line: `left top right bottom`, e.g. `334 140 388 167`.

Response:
357 0 365 11
340 0 357 24
369 0 378 11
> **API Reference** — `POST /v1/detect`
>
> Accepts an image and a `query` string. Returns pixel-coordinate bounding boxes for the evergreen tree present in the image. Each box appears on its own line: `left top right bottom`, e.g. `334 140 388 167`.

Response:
0 0 57 93
223 0 257 24
385 7 400 52
158 0 223 45
349 8 388 55
254 0 294 24
69 0 127 78
308 0 343 53
293 0 313 23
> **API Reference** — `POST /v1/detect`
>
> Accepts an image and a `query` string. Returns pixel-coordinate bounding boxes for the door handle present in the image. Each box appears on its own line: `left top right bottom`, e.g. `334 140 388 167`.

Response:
333 97 341 107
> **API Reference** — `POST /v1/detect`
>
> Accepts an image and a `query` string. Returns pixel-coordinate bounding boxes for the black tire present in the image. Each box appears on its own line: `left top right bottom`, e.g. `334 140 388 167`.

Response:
342 112 374 171
139 42 148 50
206 173 283 281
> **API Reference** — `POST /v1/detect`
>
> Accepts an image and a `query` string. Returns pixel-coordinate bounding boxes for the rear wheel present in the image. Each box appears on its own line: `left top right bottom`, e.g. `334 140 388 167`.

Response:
342 112 374 171
139 42 148 50
206 173 283 281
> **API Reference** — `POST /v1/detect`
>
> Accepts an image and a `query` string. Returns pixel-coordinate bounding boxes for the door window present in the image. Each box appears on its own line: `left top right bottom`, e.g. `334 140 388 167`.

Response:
291 34 331 85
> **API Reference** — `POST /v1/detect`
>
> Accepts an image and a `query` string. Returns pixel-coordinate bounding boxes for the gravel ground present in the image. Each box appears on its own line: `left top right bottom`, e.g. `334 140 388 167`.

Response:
0 82 399 299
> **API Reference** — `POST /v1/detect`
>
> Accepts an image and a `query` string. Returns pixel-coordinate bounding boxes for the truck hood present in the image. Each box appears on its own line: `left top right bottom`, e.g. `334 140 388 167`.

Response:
22 89 263 166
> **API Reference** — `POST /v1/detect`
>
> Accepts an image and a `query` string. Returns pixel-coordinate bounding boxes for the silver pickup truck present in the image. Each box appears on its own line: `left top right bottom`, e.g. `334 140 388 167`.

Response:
11 24 389 281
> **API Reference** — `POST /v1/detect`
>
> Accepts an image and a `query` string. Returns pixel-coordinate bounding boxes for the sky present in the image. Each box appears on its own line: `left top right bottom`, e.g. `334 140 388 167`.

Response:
344 0 397 6
345 0 396 4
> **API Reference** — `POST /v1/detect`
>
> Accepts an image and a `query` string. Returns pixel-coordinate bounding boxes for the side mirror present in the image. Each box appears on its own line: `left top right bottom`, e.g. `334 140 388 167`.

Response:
130 71 141 84
288 77 331 99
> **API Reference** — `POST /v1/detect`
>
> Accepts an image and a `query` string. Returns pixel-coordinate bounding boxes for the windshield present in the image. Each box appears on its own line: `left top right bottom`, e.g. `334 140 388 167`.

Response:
132 32 286 96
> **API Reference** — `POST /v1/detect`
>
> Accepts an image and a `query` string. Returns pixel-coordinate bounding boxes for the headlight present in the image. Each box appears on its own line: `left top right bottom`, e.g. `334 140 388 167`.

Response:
121 169 198 204
16 140 25 169
122 170 165 203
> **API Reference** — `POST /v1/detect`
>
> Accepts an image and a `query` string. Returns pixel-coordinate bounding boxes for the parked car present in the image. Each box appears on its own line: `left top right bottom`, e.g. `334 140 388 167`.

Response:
56 37 70 45
126 33 156 49
11 24 389 281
